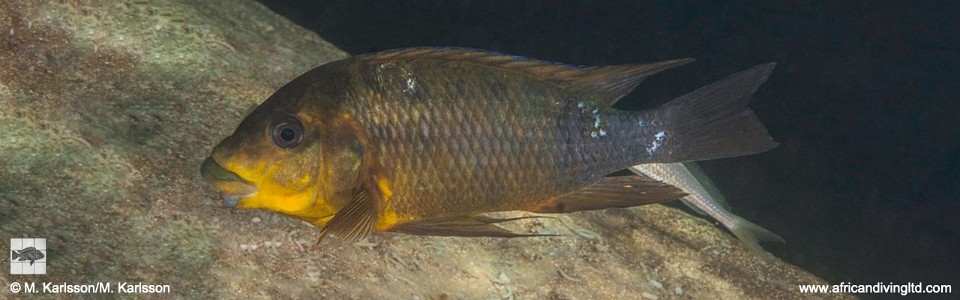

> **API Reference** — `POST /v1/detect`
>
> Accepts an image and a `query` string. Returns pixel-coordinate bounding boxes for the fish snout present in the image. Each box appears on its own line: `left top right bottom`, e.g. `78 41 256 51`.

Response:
201 157 257 207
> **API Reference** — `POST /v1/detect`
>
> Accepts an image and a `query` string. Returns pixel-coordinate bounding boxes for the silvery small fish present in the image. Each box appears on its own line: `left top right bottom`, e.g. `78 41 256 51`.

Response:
630 162 784 257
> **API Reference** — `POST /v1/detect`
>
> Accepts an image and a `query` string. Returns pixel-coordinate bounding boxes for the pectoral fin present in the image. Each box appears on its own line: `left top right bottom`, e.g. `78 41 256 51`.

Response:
533 175 686 213
317 188 381 243
390 215 558 238
316 115 390 244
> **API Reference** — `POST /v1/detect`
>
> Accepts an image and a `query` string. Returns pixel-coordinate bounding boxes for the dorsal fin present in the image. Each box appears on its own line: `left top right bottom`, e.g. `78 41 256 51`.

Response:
559 59 695 105
356 47 693 106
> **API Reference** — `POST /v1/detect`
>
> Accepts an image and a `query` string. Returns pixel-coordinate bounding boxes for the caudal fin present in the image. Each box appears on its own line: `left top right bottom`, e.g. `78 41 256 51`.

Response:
653 63 779 162
11 250 19 260
727 214 786 259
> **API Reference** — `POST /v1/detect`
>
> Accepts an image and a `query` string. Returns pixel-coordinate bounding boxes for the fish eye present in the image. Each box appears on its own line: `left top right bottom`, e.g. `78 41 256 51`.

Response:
270 118 304 149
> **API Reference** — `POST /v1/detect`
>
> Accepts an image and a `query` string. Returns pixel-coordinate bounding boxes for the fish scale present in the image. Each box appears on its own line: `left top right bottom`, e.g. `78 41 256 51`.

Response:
349 60 613 220
356 64 555 218
357 53 757 221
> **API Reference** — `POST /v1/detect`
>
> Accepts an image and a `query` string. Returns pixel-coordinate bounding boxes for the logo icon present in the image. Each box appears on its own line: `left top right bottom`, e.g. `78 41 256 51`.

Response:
12 247 44 265
10 238 46 275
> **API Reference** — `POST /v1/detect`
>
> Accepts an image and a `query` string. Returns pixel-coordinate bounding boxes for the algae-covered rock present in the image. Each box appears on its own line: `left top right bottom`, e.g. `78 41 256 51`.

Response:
0 1 848 299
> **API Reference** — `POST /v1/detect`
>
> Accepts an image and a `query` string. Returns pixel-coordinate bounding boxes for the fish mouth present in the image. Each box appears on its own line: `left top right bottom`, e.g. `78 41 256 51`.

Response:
201 157 257 207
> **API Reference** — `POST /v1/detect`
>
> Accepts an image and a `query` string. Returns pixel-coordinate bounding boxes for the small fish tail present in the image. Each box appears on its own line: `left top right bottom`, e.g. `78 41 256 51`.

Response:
11 250 19 260
650 63 779 162
728 214 785 257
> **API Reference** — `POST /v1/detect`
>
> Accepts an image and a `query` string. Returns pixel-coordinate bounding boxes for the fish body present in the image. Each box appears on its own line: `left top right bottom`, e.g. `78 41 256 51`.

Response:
629 163 784 255
201 48 777 241
12 247 44 265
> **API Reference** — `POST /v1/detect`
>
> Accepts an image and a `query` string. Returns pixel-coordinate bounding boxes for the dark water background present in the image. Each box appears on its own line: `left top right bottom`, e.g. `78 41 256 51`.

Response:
257 0 959 291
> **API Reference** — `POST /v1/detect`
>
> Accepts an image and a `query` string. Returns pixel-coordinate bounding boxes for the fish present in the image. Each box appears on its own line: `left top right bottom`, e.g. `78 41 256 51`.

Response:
12 246 45 265
200 47 778 242
629 162 784 257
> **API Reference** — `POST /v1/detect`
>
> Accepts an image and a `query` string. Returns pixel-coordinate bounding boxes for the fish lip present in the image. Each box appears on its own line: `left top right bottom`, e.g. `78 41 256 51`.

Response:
201 157 257 207
221 193 248 208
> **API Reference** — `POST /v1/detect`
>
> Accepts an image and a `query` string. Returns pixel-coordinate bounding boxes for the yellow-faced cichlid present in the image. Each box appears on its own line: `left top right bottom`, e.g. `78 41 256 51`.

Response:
200 48 778 242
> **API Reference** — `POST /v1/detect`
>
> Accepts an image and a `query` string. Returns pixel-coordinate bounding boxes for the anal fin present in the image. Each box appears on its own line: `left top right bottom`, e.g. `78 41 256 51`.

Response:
389 215 557 238
533 175 686 213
